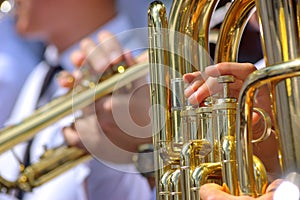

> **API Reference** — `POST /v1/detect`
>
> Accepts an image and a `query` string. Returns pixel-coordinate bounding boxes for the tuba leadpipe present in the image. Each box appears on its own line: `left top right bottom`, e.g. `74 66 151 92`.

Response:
0 61 149 192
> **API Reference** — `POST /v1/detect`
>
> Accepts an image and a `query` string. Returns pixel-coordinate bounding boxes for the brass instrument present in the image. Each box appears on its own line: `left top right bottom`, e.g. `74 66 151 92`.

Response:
237 0 300 196
0 62 149 193
148 1 221 199
149 0 300 199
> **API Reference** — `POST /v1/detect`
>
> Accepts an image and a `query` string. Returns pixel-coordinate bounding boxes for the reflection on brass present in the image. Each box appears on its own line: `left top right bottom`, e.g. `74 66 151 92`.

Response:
148 0 300 199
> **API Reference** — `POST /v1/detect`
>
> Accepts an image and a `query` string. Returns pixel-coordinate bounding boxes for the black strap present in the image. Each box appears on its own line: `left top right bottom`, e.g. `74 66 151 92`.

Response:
39 65 63 98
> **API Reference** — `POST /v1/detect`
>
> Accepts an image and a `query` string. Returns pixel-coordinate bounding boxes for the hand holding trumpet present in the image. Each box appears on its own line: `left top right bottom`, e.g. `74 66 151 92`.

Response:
56 31 152 164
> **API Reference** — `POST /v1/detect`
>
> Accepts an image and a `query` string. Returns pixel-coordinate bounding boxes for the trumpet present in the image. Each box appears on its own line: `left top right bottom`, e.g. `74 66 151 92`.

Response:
148 0 300 199
0 61 149 192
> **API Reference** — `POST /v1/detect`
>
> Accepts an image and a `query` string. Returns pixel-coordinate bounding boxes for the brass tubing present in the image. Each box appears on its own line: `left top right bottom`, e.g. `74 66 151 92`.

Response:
168 0 192 76
214 0 256 63
169 169 181 200
148 2 172 199
213 97 239 195
18 146 90 191
236 0 300 196
213 0 261 196
237 59 300 196
190 162 222 200
168 0 219 152
180 140 212 200
255 0 300 176
188 0 219 71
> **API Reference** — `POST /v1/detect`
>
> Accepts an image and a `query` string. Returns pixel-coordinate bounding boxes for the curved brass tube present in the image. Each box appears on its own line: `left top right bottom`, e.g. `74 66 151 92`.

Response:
214 0 256 63
237 59 300 196
191 163 222 200
237 0 300 196
180 140 212 200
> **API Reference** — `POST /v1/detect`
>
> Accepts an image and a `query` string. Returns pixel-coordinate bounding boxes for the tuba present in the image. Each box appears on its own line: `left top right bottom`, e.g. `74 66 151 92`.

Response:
148 0 300 199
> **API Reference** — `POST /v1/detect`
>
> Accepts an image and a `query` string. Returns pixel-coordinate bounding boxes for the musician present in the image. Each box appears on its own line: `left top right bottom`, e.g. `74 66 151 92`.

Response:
54 2 288 200
57 39 285 200
4 0 152 199
58 31 152 163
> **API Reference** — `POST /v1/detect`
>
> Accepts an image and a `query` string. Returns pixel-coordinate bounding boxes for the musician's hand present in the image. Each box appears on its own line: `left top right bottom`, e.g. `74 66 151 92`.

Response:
183 62 274 129
200 179 283 200
57 30 138 88
62 82 152 163
183 62 256 105
183 62 281 180
59 31 152 164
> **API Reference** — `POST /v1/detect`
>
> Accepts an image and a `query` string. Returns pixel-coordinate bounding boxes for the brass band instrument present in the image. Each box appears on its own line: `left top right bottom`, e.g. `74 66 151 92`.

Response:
0 62 149 193
148 0 300 199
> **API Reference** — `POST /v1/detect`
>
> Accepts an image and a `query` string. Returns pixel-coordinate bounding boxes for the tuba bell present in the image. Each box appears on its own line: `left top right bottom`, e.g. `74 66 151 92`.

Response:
148 0 300 199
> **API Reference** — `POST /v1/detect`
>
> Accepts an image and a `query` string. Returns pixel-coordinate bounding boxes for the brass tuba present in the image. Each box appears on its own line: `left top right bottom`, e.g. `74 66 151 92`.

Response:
148 0 300 199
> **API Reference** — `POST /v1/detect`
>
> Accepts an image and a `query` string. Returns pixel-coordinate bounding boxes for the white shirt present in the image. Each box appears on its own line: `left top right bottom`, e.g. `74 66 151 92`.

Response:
254 58 266 69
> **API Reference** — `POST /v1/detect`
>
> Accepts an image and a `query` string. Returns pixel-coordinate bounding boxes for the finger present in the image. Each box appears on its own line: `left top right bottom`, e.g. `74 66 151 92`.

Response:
96 92 152 139
187 76 218 104
184 78 205 98
187 76 245 104
183 71 202 83
257 192 274 200
95 96 113 130
134 50 148 63
184 72 207 98
123 49 136 66
62 125 86 151
80 38 97 56
266 179 283 193
252 112 261 125
225 78 244 98
206 62 256 80
62 126 76 146
81 38 109 72
70 50 85 68
200 183 236 200
97 31 123 65
56 70 75 88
